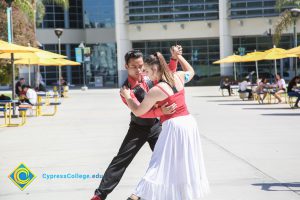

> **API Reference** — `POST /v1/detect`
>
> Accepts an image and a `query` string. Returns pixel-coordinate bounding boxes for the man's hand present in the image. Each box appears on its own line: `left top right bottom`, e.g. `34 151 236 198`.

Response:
161 102 177 115
170 45 183 60
120 86 131 99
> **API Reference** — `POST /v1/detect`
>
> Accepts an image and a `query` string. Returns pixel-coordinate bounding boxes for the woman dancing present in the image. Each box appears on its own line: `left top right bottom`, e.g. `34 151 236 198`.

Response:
120 49 209 200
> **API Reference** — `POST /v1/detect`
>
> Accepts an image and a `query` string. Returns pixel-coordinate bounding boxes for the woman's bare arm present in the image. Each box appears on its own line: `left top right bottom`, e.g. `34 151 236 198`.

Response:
176 55 195 84
123 87 166 116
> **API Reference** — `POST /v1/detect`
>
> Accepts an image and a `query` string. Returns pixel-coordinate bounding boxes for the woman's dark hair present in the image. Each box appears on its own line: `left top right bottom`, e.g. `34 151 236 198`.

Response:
290 76 300 84
21 85 31 90
124 50 143 65
144 52 175 86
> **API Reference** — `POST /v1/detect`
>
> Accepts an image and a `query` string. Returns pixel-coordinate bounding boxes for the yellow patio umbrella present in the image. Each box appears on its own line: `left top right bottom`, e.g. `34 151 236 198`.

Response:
0 49 66 60
1 47 67 88
15 58 80 91
0 40 38 100
285 46 300 55
240 51 266 80
0 40 37 53
213 55 243 80
262 47 297 75
55 59 80 66
14 58 61 65
15 58 80 66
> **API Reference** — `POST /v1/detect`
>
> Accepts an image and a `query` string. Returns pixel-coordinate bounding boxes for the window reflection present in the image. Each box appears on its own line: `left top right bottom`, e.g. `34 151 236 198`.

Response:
86 43 118 87
84 0 115 28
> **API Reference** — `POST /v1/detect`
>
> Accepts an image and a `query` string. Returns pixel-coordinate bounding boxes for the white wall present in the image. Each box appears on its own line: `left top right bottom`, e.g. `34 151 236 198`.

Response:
127 17 300 41
128 21 219 41
36 28 116 44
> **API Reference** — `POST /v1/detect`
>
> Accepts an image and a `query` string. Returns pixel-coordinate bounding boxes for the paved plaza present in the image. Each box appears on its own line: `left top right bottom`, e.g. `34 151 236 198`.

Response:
0 86 300 200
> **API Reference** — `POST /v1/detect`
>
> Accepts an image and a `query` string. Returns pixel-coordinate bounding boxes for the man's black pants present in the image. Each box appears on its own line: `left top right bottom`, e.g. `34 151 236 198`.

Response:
95 120 161 199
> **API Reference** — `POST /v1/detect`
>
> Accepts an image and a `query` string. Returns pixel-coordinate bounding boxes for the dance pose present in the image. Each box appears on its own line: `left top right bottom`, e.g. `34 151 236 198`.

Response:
91 47 181 200
121 50 210 200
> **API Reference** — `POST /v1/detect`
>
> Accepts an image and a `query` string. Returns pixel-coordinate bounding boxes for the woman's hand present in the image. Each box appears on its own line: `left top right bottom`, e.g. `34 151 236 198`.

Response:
120 86 131 99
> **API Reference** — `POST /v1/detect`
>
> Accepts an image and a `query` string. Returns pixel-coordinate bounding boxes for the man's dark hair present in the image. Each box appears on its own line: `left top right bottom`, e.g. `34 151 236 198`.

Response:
21 85 31 90
124 50 143 65
20 78 25 81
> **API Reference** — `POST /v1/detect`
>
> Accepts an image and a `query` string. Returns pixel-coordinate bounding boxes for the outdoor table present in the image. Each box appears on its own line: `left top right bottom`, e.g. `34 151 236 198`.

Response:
0 100 25 127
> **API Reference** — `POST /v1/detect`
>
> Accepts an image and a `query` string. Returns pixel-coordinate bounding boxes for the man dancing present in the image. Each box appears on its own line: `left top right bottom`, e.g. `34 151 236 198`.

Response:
91 47 181 200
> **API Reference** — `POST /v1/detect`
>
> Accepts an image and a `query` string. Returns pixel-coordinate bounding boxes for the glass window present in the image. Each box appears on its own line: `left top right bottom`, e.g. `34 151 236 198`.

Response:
133 38 220 85
190 5 204 11
248 2 262 8
84 0 115 28
132 42 145 49
144 1 158 6
190 0 204 3
160 14 174 21
145 7 158 14
174 0 187 4
145 15 159 21
129 2 143 7
174 6 189 12
159 0 173 5
160 7 174 13
247 10 263 16
230 0 283 19
130 8 144 14
174 14 189 19
193 40 207 46
128 0 218 23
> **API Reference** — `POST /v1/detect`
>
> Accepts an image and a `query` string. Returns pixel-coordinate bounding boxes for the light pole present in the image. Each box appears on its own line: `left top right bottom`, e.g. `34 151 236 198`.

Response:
5 0 15 97
291 8 300 75
79 42 88 90
54 28 63 94
5 0 18 116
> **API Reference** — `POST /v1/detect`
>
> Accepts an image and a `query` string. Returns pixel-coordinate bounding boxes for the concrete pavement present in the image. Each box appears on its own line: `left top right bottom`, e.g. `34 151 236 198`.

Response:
0 86 300 200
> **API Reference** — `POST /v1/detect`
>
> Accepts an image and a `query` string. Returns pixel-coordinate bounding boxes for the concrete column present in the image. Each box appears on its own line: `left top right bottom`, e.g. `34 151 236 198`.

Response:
64 5 69 28
219 0 233 76
115 0 132 87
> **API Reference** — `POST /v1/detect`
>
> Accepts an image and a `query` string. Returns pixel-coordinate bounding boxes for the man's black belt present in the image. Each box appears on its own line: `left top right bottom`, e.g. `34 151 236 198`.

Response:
130 112 157 126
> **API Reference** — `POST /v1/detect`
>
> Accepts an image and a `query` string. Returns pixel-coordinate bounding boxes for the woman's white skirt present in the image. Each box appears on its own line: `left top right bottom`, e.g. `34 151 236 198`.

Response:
133 114 210 200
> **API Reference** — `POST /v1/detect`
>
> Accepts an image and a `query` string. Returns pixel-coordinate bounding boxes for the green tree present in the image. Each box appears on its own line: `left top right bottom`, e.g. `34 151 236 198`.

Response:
0 0 68 84
35 0 69 26
273 0 300 45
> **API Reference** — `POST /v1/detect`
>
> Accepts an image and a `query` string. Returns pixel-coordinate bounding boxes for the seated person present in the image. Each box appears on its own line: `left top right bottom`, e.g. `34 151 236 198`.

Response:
287 76 300 108
20 85 37 105
238 78 252 99
256 77 268 103
273 74 286 103
0 94 11 101
59 77 68 97
220 77 233 96
15 78 25 97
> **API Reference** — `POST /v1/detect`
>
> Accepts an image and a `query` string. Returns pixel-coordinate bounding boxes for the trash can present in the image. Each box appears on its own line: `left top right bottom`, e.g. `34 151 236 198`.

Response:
94 76 103 87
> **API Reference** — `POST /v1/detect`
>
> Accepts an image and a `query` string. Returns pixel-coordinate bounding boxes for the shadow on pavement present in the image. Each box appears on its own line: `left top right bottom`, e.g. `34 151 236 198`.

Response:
252 182 300 191
243 107 292 110
218 103 259 106
207 100 243 102
261 113 300 116
193 95 229 98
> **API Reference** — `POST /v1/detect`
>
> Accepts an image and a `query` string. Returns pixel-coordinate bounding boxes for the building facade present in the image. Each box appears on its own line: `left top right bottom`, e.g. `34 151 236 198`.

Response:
36 0 300 87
